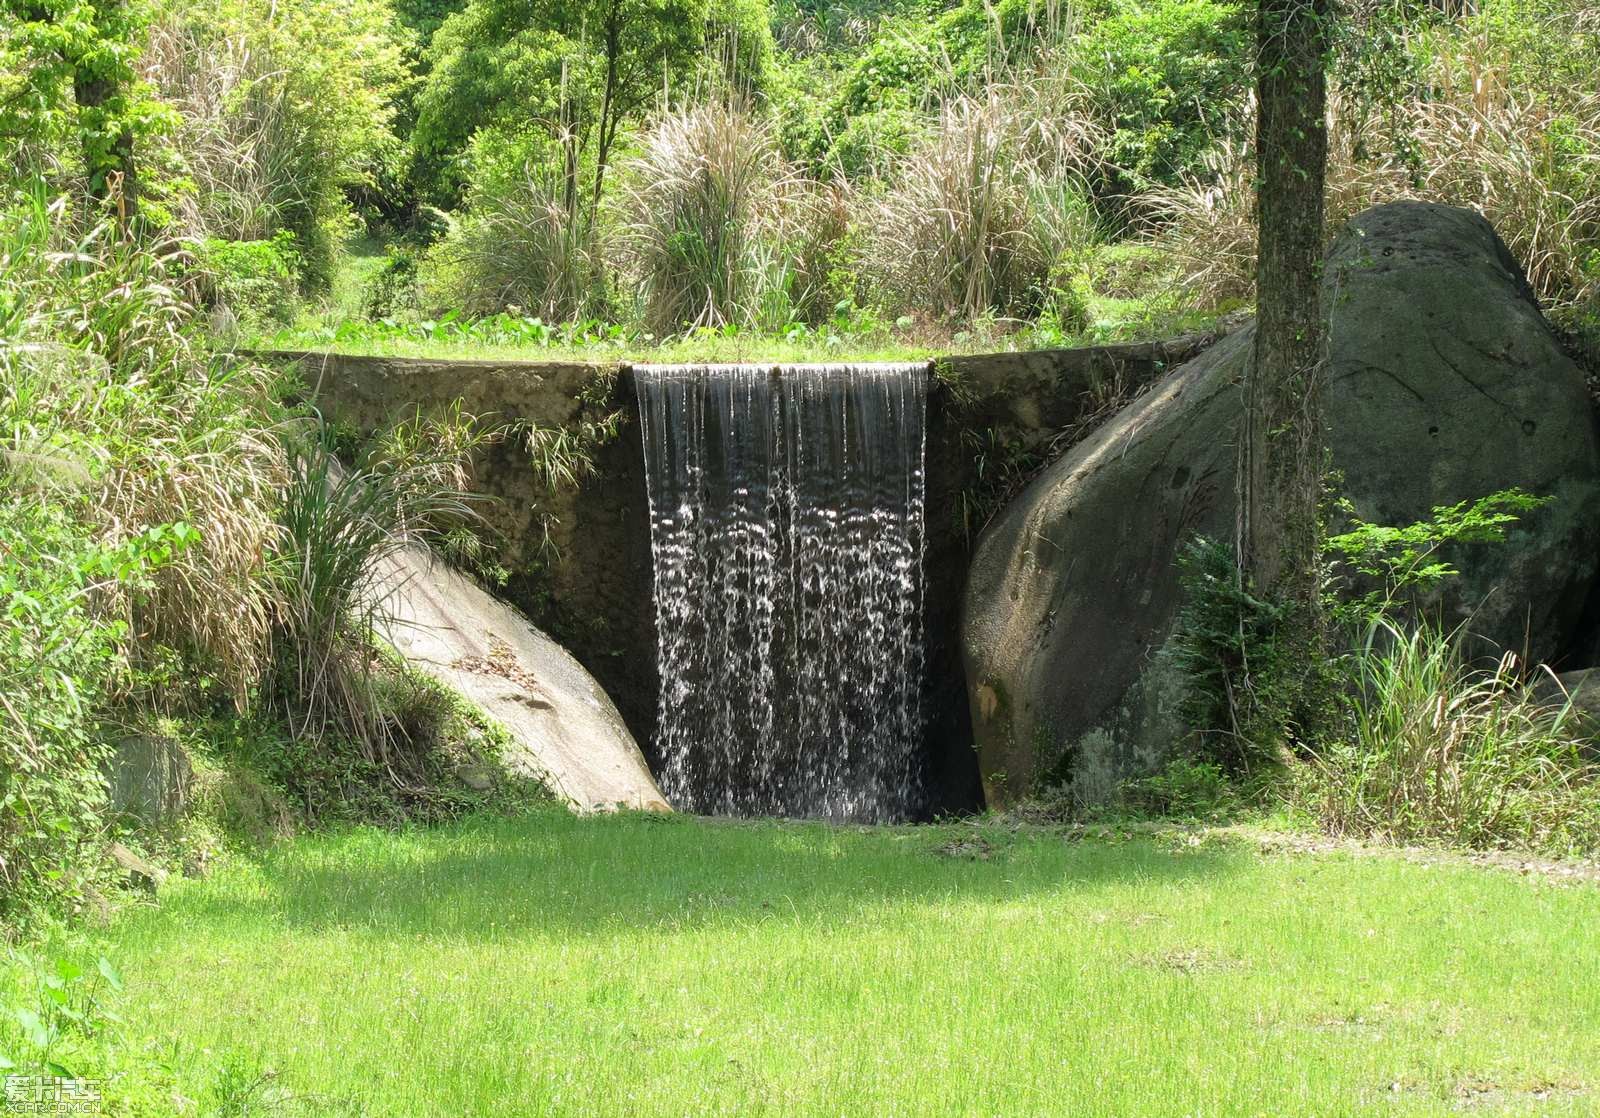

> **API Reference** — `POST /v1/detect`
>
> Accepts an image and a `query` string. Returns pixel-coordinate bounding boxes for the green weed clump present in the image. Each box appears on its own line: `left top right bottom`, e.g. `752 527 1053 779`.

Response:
267 414 480 762
1166 488 1600 857
1301 620 1600 855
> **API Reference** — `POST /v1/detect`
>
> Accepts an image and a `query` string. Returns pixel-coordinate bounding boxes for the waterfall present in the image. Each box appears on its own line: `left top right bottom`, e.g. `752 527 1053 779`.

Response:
634 363 929 822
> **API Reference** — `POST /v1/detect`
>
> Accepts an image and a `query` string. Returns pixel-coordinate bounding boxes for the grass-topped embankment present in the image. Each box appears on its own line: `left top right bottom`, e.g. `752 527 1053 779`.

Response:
25 810 1600 1116
244 294 1232 368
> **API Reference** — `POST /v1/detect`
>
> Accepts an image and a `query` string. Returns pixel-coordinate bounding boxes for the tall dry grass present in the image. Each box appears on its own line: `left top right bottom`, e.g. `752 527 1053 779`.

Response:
145 21 308 248
618 102 794 332
858 45 1106 322
1153 30 1600 314
422 154 598 320
1 191 284 710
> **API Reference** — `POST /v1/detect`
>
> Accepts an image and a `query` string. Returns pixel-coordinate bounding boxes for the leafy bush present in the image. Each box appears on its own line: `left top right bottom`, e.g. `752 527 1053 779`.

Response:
0 501 124 918
1077 0 1250 193
194 232 302 324
1 188 284 916
0 951 127 1080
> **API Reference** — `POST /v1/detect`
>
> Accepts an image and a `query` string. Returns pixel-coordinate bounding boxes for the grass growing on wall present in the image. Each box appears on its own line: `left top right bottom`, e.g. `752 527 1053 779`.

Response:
23 810 1600 1116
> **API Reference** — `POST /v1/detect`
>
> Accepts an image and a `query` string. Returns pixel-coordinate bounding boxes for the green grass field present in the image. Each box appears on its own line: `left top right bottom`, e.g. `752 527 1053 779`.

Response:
73 811 1600 1115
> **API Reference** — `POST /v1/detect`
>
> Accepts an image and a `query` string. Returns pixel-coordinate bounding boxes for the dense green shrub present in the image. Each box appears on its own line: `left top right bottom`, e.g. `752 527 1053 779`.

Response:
194 232 302 324
0 500 124 918
1077 0 1249 193
146 0 409 289
1122 757 1239 821
1167 537 1299 776
0 183 517 920
0 188 284 918
1166 489 1600 855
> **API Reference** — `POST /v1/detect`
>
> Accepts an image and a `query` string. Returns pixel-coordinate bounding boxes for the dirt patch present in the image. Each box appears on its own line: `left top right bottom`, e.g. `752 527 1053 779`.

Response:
1135 946 1246 976
933 836 995 860
1232 826 1600 887
1378 1074 1589 1110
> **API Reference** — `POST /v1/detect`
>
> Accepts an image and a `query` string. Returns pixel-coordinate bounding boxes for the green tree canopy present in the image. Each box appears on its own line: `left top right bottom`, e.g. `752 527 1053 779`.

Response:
411 0 774 203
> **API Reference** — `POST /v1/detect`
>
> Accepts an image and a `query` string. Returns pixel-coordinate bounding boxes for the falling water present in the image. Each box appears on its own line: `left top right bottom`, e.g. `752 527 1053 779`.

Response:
634 363 929 822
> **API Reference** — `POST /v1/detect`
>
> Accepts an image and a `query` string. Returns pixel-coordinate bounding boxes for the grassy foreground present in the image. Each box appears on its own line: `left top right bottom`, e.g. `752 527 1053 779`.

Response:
88 811 1600 1116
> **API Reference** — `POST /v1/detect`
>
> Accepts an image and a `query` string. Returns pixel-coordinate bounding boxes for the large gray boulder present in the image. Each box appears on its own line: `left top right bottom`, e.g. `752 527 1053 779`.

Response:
372 542 670 813
963 202 1600 808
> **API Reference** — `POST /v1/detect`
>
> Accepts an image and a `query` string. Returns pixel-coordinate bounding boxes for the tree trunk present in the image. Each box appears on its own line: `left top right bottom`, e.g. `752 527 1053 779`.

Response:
1241 0 1328 615
73 66 138 223
590 9 622 223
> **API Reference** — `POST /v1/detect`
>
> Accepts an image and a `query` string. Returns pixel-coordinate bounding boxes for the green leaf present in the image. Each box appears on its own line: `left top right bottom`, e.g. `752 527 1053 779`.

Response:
14 1007 49 1048
96 957 123 992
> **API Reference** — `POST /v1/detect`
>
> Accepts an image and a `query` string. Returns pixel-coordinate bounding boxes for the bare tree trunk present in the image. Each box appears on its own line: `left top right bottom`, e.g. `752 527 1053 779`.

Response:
590 8 622 223
1241 0 1328 619
73 67 138 224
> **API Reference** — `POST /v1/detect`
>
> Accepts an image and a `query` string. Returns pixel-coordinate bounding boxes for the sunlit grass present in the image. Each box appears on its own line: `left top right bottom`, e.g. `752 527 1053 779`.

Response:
250 317 1045 366
87 810 1600 1115
247 308 1228 366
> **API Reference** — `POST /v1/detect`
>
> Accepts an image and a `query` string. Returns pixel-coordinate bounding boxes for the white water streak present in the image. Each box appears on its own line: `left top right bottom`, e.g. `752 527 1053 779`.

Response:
635 363 929 821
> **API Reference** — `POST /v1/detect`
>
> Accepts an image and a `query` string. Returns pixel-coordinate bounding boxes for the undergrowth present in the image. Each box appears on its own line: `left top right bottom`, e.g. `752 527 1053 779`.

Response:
0 184 545 929
1157 488 1600 858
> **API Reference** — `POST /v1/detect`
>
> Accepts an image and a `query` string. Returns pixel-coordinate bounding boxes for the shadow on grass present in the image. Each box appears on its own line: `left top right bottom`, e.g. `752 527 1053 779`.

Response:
147 811 1247 941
